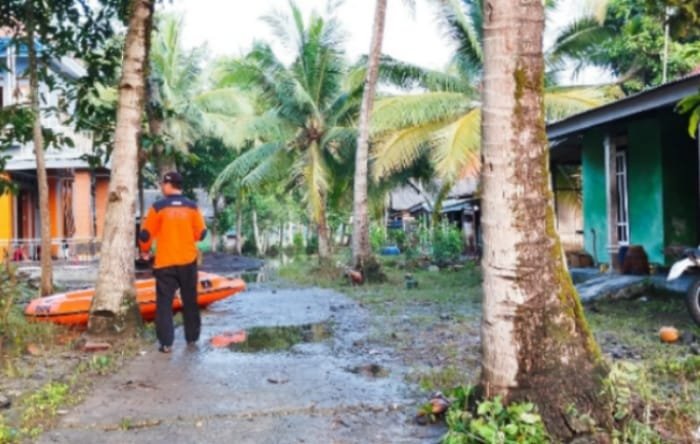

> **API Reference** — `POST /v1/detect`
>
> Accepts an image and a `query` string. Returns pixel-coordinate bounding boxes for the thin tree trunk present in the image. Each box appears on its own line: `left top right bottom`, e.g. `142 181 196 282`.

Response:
351 0 387 271
252 207 262 256
317 205 331 260
235 200 242 255
26 10 53 296
88 0 155 336
480 0 611 440
210 198 219 253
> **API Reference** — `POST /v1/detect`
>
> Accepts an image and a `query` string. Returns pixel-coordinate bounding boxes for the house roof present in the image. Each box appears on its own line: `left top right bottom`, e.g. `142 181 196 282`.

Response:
5 153 92 171
0 37 85 79
389 177 478 211
138 188 216 219
547 73 700 140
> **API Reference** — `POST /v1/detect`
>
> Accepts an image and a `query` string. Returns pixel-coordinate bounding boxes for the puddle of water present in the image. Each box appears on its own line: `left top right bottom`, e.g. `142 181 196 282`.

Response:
228 322 332 353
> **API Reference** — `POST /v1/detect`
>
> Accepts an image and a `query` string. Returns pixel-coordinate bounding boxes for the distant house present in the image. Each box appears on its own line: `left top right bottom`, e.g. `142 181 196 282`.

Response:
548 73 700 267
0 37 110 261
388 178 480 253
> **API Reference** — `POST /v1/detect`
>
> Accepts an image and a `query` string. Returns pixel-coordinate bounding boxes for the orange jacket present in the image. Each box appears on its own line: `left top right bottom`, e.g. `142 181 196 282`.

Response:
138 194 207 269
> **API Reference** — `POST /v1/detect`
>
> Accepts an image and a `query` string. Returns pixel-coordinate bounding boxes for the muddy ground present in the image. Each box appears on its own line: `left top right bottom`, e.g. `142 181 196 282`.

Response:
37 285 445 443
3 254 700 443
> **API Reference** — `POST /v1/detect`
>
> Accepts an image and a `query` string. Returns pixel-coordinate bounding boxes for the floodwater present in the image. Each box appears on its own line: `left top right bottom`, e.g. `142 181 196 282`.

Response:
41 283 444 444
228 322 332 353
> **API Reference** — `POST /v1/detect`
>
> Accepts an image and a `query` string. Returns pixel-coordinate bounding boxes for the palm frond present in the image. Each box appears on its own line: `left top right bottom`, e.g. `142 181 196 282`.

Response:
547 16 613 72
371 92 472 135
545 85 622 121
371 121 448 179
677 91 700 138
432 108 481 181
211 142 283 194
435 0 483 69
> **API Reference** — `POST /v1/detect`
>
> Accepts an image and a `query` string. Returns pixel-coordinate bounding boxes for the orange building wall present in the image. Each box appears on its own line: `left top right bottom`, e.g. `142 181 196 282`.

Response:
95 177 109 238
48 177 60 239
73 172 93 238
0 190 12 259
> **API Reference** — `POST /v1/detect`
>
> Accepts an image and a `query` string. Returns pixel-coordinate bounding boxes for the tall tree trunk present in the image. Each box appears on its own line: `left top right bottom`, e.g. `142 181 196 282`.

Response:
317 205 331 260
480 1 611 440
26 9 53 296
88 0 155 336
210 198 219 253
252 207 262 256
351 0 387 271
235 200 242 255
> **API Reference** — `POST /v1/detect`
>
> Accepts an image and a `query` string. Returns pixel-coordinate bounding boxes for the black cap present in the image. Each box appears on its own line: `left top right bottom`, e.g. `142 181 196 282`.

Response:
161 171 183 188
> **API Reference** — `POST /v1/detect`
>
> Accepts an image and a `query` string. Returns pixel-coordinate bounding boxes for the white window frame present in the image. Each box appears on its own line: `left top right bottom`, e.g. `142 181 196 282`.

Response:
615 149 630 245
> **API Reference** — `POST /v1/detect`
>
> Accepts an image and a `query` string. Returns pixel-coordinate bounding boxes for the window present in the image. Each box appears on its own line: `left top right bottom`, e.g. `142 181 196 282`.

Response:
615 150 629 245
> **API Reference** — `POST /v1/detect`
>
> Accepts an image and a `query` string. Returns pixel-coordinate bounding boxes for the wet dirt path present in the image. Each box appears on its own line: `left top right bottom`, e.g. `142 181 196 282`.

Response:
40 283 444 443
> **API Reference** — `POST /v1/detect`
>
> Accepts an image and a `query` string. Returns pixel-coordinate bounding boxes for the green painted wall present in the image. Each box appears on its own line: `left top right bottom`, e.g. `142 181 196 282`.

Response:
626 118 665 264
661 112 699 256
581 129 608 264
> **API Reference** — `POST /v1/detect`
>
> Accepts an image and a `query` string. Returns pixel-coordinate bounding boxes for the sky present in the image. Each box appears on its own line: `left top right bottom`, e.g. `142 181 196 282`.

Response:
162 0 611 84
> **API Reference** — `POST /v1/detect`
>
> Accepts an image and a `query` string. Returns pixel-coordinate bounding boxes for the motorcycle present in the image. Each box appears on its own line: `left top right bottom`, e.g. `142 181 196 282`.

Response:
667 248 700 326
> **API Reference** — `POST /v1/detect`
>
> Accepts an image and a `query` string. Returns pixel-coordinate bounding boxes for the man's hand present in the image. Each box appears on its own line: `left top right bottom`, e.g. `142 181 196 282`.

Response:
140 251 152 261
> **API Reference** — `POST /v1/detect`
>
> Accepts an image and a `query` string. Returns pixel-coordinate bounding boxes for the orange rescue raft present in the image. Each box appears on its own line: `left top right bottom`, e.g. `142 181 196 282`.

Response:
24 272 246 326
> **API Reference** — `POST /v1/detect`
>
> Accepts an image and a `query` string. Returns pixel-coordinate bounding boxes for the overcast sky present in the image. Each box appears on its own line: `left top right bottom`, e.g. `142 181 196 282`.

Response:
162 0 610 84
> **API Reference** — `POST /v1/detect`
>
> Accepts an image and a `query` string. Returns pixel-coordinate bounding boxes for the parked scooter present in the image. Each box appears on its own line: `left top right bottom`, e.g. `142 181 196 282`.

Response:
667 248 700 326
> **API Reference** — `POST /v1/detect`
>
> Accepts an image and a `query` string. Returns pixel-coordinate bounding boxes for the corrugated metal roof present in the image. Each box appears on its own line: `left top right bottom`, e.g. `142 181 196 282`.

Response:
547 73 700 140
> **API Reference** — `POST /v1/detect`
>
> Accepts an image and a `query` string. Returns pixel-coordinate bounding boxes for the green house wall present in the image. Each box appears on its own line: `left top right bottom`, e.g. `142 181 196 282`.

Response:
662 113 699 258
626 118 665 264
577 109 699 267
582 129 608 264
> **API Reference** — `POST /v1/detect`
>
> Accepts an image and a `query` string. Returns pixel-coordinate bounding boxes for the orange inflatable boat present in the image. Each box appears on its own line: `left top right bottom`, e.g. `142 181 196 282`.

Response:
24 272 246 326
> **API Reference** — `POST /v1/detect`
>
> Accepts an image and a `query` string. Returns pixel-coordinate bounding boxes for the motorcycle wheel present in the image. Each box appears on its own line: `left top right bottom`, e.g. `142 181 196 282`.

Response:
686 279 700 326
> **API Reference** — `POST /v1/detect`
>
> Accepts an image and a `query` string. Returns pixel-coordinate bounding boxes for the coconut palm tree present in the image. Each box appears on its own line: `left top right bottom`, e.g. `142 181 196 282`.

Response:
88 0 155 335
479 0 611 439
147 14 204 176
210 3 362 260
351 0 388 273
370 0 622 185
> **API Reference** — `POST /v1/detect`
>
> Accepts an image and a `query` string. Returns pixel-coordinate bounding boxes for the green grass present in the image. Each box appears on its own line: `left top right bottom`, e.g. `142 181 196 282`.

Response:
279 254 700 440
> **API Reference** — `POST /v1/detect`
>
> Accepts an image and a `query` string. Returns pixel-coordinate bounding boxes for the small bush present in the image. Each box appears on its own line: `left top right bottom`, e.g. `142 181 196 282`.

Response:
305 236 318 255
369 225 387 253
442 386 549 444
292 233 304 256
432 223 463 265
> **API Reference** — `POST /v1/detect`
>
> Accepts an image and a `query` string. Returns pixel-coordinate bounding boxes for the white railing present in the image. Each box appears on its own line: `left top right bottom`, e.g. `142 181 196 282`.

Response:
0 238 101 263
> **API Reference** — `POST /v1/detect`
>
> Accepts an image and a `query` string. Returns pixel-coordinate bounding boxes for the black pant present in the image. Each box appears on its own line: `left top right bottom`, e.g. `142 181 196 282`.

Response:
154 262 200 347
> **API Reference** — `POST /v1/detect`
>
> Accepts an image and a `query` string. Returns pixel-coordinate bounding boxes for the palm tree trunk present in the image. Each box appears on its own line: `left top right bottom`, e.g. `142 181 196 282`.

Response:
480 0 611 440
316 206 331 260
26 12 53 296
351 0 387 271
235 200 242 255
210 198 219 253
88 0 155 336
252 207 262 255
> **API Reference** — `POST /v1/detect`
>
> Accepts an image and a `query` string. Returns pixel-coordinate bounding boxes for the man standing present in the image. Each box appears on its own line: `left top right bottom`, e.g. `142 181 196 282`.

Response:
139 171 207 353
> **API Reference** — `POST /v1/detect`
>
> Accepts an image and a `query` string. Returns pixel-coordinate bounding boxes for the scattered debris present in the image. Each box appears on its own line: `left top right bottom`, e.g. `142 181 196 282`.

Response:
82 341 112 352
346 363 388 378
267 374 290 384
210 330 247 348
0 394 11 409
404 273 418 289
429 392 451 414
26 343 42 356
659 326 680 343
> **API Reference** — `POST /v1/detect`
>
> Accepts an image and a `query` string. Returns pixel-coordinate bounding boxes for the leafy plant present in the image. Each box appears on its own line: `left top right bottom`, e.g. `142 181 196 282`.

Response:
442 386 549 444
432 223 463 265
370 225 387 252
